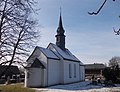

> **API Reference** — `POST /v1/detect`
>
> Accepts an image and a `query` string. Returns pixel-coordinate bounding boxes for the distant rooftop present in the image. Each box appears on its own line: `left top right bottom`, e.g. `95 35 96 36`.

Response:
85 63 106 70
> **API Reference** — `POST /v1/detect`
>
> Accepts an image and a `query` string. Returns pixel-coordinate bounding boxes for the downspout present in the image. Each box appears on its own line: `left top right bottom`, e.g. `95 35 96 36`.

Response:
79 64 80 81
47 58 48 86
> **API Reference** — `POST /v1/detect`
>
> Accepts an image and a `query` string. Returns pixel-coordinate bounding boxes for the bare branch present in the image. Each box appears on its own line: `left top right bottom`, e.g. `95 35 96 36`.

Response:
113 28 120 35
88 0 116 15
88 0 107 15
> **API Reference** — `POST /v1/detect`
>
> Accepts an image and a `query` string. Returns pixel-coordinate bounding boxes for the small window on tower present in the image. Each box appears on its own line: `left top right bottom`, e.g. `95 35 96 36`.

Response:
57 37 60 42
57 37 59 42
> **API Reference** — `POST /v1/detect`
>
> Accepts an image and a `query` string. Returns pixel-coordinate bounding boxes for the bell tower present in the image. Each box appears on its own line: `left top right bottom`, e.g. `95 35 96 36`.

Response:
55 11 66 50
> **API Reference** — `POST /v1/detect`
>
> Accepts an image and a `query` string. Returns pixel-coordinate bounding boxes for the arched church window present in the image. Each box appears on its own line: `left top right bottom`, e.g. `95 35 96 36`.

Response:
69 64 72 78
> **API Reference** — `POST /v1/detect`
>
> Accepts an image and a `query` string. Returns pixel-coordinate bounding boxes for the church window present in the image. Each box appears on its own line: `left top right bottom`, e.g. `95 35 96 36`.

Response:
57 37 59 42
57 37 60 42
74 64 76 78
69 64 72 78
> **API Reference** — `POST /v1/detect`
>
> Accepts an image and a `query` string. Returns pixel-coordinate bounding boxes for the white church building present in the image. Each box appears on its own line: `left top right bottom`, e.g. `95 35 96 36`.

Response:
24 13 85 87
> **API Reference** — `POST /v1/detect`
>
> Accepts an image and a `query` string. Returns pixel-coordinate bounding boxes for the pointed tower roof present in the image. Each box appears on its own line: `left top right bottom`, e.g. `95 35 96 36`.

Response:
58 13 63 29
57 9 65 34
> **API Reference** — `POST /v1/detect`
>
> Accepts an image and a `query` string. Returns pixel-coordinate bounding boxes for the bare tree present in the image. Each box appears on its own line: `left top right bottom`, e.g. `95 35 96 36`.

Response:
0 0 39 76
109 56 120 69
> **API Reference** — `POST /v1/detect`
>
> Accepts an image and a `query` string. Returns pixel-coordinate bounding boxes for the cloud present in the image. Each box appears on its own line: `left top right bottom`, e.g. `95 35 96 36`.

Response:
65 29 120 64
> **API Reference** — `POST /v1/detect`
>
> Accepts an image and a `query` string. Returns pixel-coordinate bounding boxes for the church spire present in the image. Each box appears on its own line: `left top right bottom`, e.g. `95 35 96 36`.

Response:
55 8 66 50
57 8 64 34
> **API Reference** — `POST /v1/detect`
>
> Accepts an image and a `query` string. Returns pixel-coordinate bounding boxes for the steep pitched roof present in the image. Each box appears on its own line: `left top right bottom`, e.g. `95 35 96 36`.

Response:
48 43 82 63
27 46 60 62
37 46 60 60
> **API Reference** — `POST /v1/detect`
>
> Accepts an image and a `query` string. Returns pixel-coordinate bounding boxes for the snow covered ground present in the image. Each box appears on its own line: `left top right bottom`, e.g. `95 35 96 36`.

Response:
35 81 120 92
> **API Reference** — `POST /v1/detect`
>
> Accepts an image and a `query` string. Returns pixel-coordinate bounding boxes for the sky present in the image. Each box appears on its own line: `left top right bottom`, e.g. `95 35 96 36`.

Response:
33 0 120 64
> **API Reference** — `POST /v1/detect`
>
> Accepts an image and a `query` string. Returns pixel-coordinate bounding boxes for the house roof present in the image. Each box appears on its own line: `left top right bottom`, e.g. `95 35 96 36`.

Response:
85 63 106 70
48 43 82 63
37 46 60 60
0 65 20 76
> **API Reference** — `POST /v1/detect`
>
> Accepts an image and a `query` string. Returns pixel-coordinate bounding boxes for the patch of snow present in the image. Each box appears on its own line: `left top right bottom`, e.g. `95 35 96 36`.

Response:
34 81 120 92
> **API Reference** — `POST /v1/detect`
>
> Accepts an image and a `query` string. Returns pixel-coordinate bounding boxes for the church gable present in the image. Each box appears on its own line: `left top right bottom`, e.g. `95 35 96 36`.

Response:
26 47 42 68
26 46 60 68
31 58 45 68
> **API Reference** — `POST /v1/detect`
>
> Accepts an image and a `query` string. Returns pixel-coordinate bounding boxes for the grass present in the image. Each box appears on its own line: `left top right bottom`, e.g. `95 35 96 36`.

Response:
0 83 35 92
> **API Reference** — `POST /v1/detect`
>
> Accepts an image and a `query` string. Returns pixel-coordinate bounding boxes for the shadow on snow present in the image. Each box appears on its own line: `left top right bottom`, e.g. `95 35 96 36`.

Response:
46 81 114 91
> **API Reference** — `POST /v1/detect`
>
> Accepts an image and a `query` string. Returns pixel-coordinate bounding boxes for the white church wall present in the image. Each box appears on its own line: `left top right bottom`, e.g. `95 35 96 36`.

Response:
59 59 64 84
63 60 80 84
83 66 85 80
79 65 85 81
81 66 85 81
25 68 45 87
48 59 60 86
79 66 82 81
43 69 47 87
